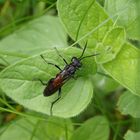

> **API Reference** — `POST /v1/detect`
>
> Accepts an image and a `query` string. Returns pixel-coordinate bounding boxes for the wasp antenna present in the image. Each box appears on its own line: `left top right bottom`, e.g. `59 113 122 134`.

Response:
79 53 100 61
78 41 88 59
40 54 48 64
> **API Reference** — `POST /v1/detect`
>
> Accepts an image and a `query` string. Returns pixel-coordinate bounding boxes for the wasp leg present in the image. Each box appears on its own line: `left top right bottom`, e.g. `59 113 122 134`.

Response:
78 42 87 59
47 62 62 71
40 54 62 71
38 79 47 85
32 78 47 85
54 47 68 65
50 88 61 116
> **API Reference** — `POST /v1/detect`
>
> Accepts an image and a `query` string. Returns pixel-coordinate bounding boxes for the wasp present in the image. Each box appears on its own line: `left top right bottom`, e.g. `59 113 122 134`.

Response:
39 43 99 115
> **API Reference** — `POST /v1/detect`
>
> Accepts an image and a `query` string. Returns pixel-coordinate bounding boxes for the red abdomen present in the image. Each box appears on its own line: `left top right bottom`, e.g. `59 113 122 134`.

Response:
43 75 63 96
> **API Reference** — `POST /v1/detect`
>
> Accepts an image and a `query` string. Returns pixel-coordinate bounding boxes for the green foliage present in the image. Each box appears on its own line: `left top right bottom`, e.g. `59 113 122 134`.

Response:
57 0 113 46
0 47 96 117
0 16 67 65
117 91 140 118
105 0 140 40
0 0 140 139
124 130 140 140
0 117 73 140
0 116 110 140
93 74 120 94
103 43 140 96
70 116 109 140
95 27 125 63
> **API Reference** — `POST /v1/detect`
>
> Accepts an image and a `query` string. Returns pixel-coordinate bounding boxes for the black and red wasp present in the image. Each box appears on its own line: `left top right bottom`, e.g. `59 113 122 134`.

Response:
39 42 99 115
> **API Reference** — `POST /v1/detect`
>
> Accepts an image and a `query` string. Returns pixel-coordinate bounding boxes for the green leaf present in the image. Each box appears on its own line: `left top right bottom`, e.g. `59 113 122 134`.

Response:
117 91 140 118
0 117 73 140
105 0 140 40
70 116 109 140
57 0 113 47
93 74 120 94
102 43 140 96
95 27 125 63
0 47 96 117
124 130 140 140
0 15 67 65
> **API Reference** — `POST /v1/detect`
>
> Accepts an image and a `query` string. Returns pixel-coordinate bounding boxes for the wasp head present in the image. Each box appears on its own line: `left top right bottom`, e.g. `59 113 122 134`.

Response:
71 57 82 68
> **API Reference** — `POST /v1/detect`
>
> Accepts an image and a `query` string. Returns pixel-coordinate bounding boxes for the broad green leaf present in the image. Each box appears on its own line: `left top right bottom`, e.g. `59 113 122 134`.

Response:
102 43 140 96
93 74 120 94
57 0 113 47
0 15 67 65
117 91 140 118
70 116 109 140
0 47 96 117
0 117 73 140
105 0 140 40
96 27 125 63
124 130 140 140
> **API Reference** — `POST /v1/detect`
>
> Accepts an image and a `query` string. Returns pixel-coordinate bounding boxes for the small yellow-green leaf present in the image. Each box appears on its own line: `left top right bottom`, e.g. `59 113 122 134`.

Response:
96 27 125 63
